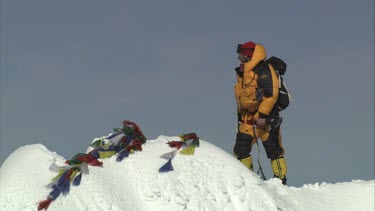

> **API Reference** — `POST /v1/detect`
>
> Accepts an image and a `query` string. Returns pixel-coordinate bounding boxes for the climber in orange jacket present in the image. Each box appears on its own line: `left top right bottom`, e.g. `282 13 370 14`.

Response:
233 41 287 185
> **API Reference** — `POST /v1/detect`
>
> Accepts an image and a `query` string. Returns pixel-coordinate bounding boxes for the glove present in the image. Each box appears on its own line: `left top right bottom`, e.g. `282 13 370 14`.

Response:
256 118 266 127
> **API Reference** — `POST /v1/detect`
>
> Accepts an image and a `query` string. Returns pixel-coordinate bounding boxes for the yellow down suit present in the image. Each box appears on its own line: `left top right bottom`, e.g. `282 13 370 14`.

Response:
234 44 287 182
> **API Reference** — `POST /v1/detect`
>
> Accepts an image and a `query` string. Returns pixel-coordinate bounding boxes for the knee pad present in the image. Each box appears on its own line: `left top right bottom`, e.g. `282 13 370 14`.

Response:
233 132 254 157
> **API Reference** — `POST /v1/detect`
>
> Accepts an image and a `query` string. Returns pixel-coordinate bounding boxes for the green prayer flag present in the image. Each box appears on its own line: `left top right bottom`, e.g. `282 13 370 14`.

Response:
192 138 200 147
90 140 103 148
113 128 122 132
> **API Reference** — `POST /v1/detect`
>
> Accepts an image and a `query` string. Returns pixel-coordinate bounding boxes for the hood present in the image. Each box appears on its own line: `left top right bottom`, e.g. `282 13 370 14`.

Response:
243 44 266 73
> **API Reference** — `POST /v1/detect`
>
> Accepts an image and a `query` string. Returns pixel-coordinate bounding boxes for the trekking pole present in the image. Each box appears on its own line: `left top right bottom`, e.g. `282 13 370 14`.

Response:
252 124 267 180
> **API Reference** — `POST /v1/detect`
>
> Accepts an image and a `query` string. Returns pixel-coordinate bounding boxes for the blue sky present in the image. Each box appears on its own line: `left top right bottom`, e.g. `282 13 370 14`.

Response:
1 0 374 186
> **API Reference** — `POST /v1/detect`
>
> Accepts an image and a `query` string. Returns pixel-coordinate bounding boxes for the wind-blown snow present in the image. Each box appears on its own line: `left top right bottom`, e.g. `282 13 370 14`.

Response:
0 136 374 211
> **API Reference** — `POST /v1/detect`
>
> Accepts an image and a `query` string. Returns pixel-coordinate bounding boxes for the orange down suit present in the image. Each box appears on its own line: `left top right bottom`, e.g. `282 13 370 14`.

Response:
233 44 287 180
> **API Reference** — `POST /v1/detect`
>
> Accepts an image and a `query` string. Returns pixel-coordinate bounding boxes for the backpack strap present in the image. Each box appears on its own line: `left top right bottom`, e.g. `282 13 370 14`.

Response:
266 56 287 75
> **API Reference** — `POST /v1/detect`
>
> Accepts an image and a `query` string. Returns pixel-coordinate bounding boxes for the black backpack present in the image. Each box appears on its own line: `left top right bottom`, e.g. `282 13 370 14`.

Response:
265 56 292 112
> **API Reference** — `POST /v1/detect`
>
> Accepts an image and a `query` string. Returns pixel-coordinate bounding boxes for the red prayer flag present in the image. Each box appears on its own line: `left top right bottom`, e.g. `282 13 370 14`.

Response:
38 198 52 211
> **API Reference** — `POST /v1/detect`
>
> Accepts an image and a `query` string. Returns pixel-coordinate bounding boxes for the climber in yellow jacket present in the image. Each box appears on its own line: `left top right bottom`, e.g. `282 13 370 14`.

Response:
233 41 287 185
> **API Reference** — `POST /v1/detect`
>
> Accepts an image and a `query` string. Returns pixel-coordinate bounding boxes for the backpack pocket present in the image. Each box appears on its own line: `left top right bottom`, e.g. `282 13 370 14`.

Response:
276 79 291 111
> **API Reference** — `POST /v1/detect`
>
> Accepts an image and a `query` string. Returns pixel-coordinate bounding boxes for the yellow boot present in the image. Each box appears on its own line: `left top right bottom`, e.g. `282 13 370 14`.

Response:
271 157 287 185
238 155 254 171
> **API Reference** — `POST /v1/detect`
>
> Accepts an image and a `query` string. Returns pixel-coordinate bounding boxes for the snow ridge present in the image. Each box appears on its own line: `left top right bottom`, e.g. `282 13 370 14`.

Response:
0 136 374 211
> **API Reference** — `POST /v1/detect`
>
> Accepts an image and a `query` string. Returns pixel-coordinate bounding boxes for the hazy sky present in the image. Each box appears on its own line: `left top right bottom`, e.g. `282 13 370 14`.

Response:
1 0 374 187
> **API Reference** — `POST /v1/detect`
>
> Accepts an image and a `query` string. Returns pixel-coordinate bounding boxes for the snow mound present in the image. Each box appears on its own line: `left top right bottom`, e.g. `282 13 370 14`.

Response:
0 136 374 211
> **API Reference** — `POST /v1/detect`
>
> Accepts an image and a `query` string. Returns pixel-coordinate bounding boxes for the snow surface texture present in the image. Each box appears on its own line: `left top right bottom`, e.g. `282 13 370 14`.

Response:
0 136 374 211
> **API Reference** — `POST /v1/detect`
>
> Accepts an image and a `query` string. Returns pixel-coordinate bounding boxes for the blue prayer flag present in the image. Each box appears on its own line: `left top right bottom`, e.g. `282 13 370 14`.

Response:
57 170 68 187
48 185 61 200
159 159 174 173
61 179 71 196
90 150 100 159
116 150 129 162
73 173 82 186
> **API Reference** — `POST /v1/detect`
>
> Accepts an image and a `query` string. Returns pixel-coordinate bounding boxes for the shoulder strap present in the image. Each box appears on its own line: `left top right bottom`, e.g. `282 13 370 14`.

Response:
252 61 269 74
